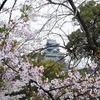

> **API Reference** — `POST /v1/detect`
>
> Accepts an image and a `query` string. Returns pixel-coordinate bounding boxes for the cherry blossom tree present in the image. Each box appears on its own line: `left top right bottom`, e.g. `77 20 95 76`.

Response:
0 0 100 100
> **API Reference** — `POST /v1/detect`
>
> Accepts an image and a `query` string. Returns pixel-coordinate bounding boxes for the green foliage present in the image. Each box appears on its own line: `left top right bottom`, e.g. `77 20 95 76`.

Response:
27 52 65 80
27 52 44 65
20 4 32 21
0 25 10 33
0 27 5 32
41 59 63 80
79 0 100 25
36 58 65 80
67 0 100 59
67 29 85 47
25 5 32 10
97 49 100 53
0 81 5 88
21 13 29 21
14 75 21 80
67 29 89 59
20 7 28 21
80 70 85 77
13 40 18 46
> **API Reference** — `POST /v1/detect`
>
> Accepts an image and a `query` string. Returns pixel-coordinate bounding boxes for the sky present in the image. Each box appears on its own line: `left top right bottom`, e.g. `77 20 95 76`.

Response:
0 0 98 68
0 0 96 53
0 0 80 46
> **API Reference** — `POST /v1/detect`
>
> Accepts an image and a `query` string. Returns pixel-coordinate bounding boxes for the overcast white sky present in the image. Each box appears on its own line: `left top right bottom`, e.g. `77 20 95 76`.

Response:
0 0 79 43
0 0 94 52
0 0 98 68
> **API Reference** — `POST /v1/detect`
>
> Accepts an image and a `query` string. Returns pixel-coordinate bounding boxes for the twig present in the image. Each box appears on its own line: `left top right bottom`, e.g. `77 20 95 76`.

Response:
8 0 17 24
0 0 8 11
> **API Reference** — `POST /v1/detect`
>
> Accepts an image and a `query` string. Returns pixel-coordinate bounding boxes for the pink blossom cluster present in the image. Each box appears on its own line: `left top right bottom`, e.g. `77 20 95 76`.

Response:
0 34 100 99
0 19 100 100
1 59 100 100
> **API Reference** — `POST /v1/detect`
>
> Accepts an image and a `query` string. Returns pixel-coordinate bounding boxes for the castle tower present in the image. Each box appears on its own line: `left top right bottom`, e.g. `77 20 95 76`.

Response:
44 39 64 61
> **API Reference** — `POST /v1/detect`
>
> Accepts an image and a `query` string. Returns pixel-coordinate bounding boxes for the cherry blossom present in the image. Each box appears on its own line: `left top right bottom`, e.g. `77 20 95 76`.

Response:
0 1 100 100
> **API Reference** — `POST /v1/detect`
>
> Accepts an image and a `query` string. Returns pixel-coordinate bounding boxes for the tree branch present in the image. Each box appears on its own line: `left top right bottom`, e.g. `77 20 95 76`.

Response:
8 0 17 24
0 0 8 11
47 0 73 12
3 59 19 73
30 79 55 100
67 0 97 52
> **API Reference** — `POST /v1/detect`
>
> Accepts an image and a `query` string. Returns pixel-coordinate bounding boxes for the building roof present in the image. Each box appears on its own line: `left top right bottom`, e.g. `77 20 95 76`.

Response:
44 39 64 61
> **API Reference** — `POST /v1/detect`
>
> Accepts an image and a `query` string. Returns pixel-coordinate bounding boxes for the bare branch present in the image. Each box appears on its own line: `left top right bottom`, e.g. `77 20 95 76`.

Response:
0 0 8 11
8 0 17 24
3 59 19 73
67 0 97 52
47 0 73 12
30 79 55 100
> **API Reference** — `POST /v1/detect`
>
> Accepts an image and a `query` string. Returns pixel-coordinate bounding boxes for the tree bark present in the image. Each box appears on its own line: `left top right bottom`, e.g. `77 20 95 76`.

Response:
0 0 8 11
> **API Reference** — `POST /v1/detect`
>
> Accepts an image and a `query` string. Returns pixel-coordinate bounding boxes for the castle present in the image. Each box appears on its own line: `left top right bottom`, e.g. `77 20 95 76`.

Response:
44 39 64 62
